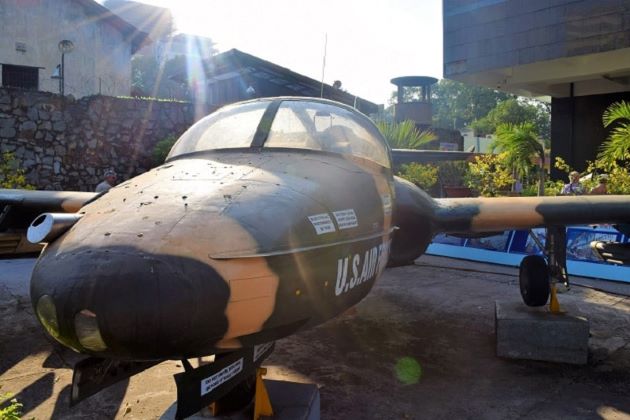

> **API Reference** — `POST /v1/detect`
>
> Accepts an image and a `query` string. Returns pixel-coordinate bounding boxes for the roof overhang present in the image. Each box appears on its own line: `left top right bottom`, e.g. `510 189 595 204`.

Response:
448 47 630 99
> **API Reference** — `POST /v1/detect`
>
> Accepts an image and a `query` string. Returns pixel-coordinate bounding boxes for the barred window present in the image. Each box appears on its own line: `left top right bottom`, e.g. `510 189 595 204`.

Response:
2 65 39 90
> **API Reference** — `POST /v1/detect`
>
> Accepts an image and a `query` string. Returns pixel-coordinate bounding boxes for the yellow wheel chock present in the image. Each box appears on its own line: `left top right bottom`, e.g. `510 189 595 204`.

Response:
549 284 561 314
253 367 273 420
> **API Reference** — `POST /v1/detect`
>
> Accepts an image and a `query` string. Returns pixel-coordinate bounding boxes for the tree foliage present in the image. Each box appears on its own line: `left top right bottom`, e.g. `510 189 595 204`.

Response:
132 55 193 100
553 156 630 195
376 120 436 149
151 136 179 166
598 100 630 163
0 153 33 189
492 122 545 195
0 387 22 420
430 79 512 129
397 163 439 190
471 98 550 140
466 153 514 197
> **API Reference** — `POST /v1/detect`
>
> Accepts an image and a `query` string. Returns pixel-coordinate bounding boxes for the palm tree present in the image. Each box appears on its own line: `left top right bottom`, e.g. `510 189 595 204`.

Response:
376 120 437 149
492 122 545 195
599 100 630 163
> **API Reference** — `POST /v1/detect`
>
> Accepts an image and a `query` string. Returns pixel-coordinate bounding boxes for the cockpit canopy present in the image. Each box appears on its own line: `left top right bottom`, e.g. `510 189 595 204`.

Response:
166 98 391 168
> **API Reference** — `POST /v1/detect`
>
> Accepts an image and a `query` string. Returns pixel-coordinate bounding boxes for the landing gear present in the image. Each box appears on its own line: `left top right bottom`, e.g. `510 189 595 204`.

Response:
519 255 550 307
520 227 570 312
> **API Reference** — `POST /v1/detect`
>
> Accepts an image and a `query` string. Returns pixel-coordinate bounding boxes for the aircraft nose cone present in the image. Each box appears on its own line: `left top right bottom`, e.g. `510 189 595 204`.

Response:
31 246 230 360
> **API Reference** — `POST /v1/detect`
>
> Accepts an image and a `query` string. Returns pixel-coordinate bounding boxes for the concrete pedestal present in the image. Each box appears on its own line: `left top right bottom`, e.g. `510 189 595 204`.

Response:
495 300 589 365
164 380 320 420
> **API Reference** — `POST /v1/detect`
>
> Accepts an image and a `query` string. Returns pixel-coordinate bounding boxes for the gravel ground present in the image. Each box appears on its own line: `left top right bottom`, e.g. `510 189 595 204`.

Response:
1 255 629 419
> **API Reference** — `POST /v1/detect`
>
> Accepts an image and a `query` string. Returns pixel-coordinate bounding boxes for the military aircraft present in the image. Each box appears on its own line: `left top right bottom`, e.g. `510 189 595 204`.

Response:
2 97 630 418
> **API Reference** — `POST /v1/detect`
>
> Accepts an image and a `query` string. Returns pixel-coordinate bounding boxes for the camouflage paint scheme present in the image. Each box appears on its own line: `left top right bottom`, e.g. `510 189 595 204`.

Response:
30 150 393 360
2 97 630 363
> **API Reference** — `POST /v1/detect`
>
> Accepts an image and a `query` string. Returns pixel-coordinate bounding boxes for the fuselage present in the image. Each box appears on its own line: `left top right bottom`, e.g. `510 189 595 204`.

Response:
30 149 395 360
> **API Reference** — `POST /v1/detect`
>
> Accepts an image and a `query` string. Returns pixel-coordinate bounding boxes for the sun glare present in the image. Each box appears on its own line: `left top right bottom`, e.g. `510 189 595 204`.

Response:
121 0 442 105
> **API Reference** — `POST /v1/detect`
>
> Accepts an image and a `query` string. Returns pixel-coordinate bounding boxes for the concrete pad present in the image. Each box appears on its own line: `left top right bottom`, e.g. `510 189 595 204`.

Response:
264 380 320 420
161 380 320 419
3 256 630 419
495 300 590 364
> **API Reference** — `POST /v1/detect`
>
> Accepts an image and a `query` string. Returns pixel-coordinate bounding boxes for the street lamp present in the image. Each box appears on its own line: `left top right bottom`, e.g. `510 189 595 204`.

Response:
57 40 74 96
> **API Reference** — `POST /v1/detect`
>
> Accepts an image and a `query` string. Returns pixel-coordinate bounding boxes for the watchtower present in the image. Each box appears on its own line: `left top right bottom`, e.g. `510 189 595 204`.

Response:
391 76 438 126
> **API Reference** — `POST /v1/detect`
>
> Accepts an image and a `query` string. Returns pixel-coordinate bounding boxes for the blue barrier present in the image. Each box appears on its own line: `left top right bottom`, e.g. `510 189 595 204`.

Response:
427 225 630 283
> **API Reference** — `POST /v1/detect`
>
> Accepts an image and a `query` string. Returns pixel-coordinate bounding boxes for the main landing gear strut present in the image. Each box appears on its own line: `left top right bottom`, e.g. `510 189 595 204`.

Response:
519 226 569 313
71 342 276 420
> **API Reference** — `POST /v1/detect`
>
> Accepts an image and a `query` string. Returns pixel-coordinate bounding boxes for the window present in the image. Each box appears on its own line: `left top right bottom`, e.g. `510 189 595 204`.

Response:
167 101 269 159
265 100 391 168
2 65 39 89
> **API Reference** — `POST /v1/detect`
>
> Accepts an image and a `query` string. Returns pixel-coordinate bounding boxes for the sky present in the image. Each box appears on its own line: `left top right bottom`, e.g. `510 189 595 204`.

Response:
113 0 443 105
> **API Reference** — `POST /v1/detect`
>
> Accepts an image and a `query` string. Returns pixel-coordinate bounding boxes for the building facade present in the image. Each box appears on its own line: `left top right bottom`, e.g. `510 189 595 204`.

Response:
0 0 146 98
443 0 630 175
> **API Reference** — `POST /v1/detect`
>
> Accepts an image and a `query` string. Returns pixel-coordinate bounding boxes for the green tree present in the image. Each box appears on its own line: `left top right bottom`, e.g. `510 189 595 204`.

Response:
376 120 437 149
0 153 33 189
598 100 630 163
471 98 550 140
430 79 512 129
492 123 545 195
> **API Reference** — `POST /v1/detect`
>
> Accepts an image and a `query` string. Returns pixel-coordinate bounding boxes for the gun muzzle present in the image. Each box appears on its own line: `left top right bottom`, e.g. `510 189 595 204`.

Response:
27 213 82 244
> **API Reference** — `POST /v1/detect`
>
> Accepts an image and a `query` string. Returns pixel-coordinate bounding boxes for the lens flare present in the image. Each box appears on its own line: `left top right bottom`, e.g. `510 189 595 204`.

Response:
395 357 422 385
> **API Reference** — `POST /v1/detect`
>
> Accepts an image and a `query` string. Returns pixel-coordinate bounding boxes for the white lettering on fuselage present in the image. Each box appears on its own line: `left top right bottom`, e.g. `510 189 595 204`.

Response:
335 241 391 296
308 213 336 235
333 209 358 230
200 358 243 396
381 194 392 216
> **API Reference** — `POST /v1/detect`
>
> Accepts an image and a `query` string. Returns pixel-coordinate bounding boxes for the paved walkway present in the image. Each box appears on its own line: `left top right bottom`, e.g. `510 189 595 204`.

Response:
1 255 629 419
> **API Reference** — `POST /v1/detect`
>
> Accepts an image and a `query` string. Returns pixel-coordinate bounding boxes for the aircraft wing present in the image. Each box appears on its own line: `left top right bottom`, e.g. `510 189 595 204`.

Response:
390 175 630 266
0 189 97 213
0 189 97 234
432 195 630 234
391 149 480 165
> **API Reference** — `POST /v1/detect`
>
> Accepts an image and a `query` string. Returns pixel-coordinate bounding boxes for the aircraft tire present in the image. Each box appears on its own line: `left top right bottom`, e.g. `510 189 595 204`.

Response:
519 255 550 307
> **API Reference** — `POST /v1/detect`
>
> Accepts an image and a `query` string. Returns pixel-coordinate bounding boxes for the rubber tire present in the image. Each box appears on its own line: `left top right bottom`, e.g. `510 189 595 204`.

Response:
519 255 550 307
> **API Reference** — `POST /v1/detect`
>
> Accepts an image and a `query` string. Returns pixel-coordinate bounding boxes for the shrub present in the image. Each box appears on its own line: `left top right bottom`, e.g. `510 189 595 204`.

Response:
466 153 513 196
151 136 178 166
0 387 22 420
376 120 437 149
553 156 630 195
0 153 34 189
397 163 439 190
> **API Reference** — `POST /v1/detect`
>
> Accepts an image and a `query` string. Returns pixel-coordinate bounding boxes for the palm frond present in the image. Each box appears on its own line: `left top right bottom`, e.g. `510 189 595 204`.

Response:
602 101 630 128
598 123 630 162
376 120 437 149
599 101 630 163
492 122 543 179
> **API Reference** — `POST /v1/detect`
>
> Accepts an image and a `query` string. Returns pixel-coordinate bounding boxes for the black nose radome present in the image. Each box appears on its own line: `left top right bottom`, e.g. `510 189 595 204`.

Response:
31 246 230 360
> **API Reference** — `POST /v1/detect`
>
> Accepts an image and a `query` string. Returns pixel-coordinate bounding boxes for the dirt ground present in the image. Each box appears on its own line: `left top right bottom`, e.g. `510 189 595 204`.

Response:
1 255 629 419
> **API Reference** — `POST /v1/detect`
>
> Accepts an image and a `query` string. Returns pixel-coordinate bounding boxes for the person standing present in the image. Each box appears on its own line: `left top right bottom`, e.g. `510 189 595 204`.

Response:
95 169 117 193
590 174 609 195
561 171 584 195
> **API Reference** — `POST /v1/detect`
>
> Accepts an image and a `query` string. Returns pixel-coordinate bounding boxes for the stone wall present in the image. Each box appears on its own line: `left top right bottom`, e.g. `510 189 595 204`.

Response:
0 87 207 191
